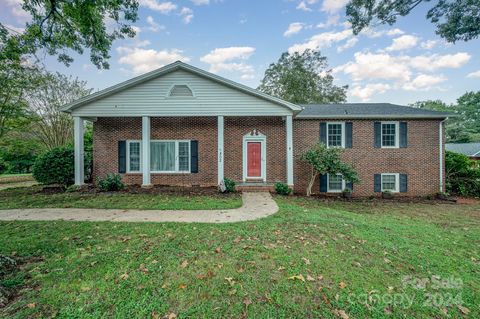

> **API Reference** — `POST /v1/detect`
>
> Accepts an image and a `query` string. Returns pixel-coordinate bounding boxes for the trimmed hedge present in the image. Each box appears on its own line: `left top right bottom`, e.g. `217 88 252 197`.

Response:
32 147 75 186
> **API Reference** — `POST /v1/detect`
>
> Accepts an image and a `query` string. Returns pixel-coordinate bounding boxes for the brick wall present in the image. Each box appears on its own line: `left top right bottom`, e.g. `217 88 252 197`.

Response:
93 116 287 186
293 119 444 196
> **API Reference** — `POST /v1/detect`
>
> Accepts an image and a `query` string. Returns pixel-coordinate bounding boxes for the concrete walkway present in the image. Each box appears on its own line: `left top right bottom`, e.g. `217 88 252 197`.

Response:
0 192 278 223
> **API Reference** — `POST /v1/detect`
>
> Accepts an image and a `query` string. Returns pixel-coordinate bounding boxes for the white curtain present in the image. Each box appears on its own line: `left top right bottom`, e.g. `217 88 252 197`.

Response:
151 141 175 171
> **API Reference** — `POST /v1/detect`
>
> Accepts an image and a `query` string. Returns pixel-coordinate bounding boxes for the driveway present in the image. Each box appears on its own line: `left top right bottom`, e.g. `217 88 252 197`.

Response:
0 192 278 223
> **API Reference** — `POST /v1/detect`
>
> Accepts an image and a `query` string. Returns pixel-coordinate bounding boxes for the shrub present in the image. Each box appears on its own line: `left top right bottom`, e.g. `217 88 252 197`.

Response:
32 147 75 186
223 178 236 193
275 182 292 195
97 174 124 191
445 151 480 197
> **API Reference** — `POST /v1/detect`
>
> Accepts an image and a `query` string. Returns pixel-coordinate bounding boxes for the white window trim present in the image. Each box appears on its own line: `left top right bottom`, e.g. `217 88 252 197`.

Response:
380 121 399 149
327 173 346 193
127 140 142 173
326 122 345 149
381 173 400 193
127 140 191 174
242 132 267 182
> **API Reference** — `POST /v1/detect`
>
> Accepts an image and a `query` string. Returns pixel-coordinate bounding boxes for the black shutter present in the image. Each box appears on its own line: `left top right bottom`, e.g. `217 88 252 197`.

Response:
190 140 198 173
346 181 353 191
374 174 381 192
320 122 327 145
400 122 408 148
118 141 126 173
400 174 408 193
320 174 327 192
345 122 353 148
374 122 381 148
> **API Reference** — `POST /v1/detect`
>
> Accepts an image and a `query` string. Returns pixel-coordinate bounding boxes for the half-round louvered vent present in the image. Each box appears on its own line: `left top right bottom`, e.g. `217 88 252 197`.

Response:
169 85 194 97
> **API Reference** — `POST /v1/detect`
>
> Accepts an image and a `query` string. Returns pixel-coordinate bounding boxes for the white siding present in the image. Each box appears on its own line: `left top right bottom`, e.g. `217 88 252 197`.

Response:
72 69 292 117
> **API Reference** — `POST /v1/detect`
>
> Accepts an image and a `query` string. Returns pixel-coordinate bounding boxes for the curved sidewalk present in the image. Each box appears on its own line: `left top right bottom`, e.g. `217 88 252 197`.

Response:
0 192 278 223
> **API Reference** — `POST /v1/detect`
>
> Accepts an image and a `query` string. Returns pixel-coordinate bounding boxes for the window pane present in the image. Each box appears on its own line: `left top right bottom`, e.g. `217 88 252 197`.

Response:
328 124 343 147
151 141 175 171
382 123 396 147
129 142 140 171
178 141 190 172
328 174 343 191
382 175 396 191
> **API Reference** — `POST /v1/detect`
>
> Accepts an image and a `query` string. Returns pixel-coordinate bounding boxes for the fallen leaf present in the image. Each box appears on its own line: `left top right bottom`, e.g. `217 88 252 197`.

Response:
302 257 311 265
384 258 391 264
120 273 129 280
334 309 349 319
233 237 242 243
458 305 470 315
339 281 347 289
196 273 206 280
228 288 237 295
139 264 149 273
288 274 305 282
164 313 177 319
306 274 316 282
384 306 392 314
215 247 221 253
178 283 187 289
151 260 158 264
243 297 252 307
225 277 235 285
180 260 188 268
26 303 36 309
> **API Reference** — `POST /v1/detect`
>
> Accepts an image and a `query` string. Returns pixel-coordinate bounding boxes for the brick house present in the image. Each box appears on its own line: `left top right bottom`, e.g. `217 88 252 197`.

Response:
62 61 451 196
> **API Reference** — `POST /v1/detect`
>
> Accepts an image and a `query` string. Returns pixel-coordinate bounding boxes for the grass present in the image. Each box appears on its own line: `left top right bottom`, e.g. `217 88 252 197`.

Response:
0 174 34 185
0 197 479 318
0 186 242 210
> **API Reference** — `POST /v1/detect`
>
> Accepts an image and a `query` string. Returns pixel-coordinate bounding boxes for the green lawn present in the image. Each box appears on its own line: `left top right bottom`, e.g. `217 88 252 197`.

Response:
0 197 479 318
0 174 34 184
0 186 242 210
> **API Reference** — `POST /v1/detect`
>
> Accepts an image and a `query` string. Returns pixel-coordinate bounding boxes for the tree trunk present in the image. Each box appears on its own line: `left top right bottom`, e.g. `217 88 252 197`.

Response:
306 170 318 196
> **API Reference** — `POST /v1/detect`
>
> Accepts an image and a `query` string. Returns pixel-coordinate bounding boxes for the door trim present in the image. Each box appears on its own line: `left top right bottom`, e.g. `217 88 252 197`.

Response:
243 131 266 182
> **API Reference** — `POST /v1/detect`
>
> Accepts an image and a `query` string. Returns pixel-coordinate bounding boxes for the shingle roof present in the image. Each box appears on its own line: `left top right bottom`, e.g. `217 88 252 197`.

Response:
296 103 453 119
446 143 480 157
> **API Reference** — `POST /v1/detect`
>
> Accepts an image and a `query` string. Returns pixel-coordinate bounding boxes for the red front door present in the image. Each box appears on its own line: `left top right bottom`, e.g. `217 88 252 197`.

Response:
247 142 262 177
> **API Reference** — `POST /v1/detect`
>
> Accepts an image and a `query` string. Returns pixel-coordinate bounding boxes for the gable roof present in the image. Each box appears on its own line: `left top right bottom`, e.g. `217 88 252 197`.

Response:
446 143 480 157
296 103 453 119
61 61 302 113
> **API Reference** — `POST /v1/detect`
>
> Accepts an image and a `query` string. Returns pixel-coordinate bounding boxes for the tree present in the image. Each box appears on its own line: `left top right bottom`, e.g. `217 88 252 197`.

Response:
258 50 348 104
301 143 359 196
346 0 480 43
27 72 92 150
1 0 138 69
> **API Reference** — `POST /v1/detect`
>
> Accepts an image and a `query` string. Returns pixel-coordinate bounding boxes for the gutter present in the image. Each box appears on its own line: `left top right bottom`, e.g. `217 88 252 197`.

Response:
295 115 451 120
439 119 446 193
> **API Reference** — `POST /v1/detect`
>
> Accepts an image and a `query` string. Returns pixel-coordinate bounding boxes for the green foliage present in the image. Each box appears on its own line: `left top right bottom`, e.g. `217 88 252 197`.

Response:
445 151 480 197
1 0 139 69
346 0 480 43
274 182 292 195
32 147 74 186
96 174 125 192
258 49 347 104
0 136 39 174
223 178 236 193
301 143 359 196
412 91 480 143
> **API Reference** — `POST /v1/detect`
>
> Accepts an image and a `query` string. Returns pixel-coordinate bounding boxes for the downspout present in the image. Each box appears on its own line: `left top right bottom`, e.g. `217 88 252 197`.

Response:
439 119 446 193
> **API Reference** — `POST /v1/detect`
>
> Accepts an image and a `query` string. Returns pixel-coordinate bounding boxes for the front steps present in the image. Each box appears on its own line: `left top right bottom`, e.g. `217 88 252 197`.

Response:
236 182 275 193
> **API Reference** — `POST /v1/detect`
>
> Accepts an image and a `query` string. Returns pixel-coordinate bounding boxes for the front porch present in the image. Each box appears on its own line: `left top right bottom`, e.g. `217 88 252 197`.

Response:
73 115 294 190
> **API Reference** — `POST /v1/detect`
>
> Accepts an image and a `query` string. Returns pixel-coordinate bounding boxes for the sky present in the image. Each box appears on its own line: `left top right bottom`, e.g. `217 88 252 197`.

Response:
1 0 479 105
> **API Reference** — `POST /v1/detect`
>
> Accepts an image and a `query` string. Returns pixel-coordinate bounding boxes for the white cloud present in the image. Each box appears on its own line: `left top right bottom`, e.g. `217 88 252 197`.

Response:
403 74 447 91
321 0 348 13
408 52 471 72
386 35 419 51
284 23 304 37
467 70 480 78
117 47 190 74
200 46 255 78
337 38 358 52
297 0 318 12
421 40 438 50
138 0 177 13
191 0 209 5
288 29 352 53
361 27 404 38
4 0 30 20
146 16 165 32
316 15 340 28
3 24 25 34
350 83 391 101
180 7 194 24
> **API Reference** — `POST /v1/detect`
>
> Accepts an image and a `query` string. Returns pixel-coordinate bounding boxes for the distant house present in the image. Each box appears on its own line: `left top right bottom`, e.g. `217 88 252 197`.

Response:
62 61 453 196
446 143 480 160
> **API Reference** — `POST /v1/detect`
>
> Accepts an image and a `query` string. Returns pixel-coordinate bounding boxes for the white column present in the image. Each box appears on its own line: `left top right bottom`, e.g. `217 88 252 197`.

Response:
142 116 151 187
286 115 294 186
74 116 85 186
217 116 224 185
